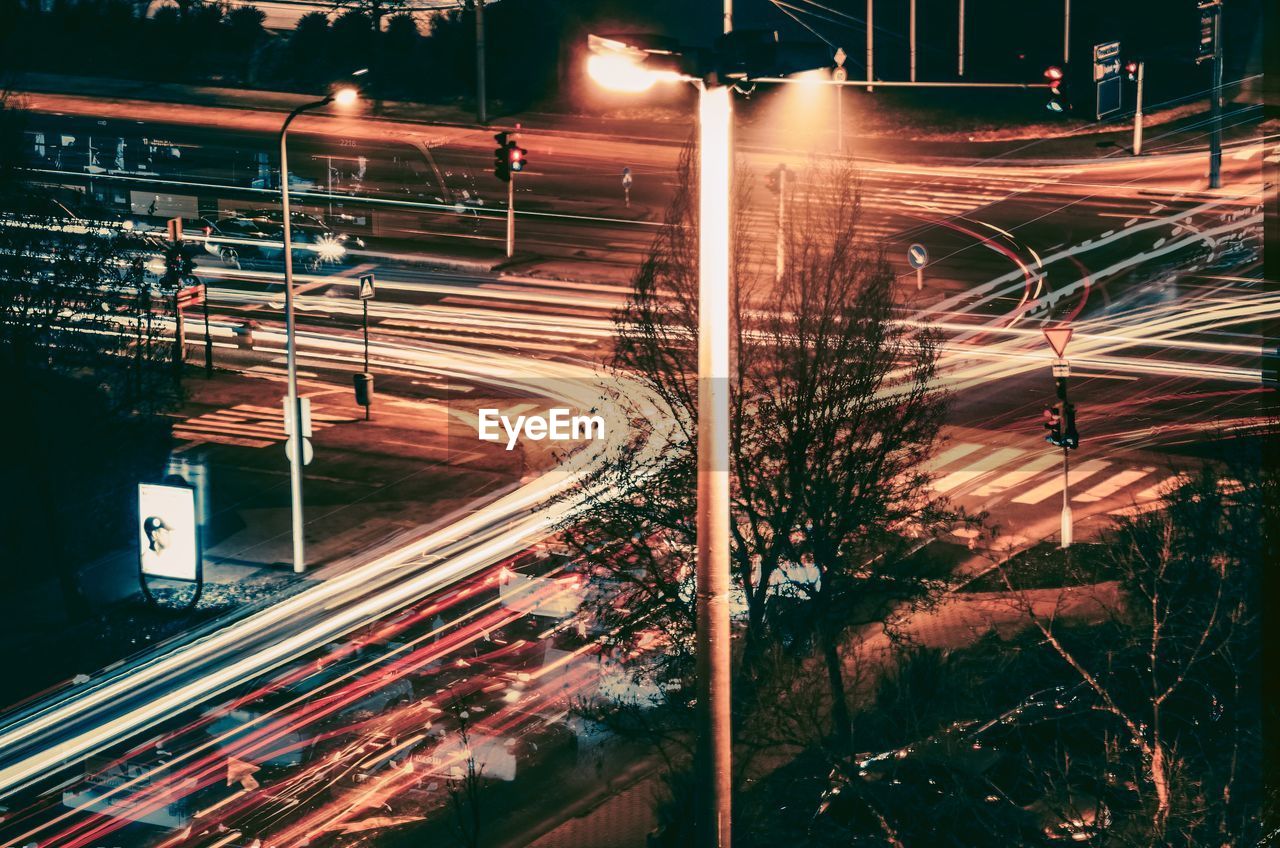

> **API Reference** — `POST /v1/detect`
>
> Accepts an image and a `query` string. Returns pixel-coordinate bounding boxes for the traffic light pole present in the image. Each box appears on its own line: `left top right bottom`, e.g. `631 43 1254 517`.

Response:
506 175 515 259
203 287 213 377
173 287 185 382
1056 371 1073 549
1209 3 1224 189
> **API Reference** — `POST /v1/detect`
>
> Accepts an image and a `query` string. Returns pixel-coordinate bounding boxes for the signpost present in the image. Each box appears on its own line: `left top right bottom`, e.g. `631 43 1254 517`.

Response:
356 273 375 419
907 243 928 291
1092 41 1122 120
622 167 633 207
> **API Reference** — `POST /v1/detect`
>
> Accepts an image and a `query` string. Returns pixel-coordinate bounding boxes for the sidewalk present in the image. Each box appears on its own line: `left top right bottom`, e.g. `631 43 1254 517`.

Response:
0 365 528 707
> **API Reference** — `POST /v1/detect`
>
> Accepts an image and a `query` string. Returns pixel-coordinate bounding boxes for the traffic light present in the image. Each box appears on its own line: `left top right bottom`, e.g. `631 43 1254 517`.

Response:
1062 402 1079 449
1044 65 1071 113
493 131 512 182
509 145 527 173
493 131 527 182
1043 404 1063 446
1043 402 1079 449
1125 61 1139 81
766 171 780 194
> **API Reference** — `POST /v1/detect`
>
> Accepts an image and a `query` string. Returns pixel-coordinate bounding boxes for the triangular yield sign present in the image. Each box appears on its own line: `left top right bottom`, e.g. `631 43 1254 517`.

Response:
1043 326 1073 358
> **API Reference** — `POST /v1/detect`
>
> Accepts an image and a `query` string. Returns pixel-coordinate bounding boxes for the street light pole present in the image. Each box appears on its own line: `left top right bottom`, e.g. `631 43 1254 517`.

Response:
866 0 874 91
1063 0 1071 64
909 0 917 82
278 88 357 574
1132 61 1145 156
957 0 965 76
695 81 733 848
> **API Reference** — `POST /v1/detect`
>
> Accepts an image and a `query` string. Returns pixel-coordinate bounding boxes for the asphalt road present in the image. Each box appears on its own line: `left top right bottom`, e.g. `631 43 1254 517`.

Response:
0 91 1272 846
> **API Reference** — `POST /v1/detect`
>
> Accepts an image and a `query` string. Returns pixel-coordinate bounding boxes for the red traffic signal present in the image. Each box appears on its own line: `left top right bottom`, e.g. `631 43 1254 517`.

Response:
1043 65 1064 82
508 146 527 172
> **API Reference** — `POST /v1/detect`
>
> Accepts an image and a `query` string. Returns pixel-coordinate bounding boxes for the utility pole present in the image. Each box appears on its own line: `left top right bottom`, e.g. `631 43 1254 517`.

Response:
723 0 732 33
957 0 965 76
909 0 917 82
474 0 487 125
866 0 874 91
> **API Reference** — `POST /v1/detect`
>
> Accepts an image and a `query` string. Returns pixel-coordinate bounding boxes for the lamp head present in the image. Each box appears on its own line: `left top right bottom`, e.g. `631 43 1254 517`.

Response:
332 86 359 107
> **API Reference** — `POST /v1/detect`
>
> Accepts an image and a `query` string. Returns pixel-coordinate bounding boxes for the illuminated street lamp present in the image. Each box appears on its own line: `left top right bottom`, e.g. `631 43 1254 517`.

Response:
588 34 733 848
278 77 362 574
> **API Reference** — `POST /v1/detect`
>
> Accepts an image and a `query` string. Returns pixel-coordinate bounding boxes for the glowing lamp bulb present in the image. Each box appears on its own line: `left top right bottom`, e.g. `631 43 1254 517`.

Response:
332 87 359 107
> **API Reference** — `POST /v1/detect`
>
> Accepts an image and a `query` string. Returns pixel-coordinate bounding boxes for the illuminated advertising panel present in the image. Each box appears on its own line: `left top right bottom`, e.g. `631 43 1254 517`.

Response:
138 483 199 581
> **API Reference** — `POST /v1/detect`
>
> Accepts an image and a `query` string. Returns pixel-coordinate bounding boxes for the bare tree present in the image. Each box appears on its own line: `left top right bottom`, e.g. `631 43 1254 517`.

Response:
563 150 968 760
996 466 1264 845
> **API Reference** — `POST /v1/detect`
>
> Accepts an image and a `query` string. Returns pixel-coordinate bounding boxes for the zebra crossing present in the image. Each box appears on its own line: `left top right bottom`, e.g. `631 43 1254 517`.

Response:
927 435 1186 515
172 402 349 449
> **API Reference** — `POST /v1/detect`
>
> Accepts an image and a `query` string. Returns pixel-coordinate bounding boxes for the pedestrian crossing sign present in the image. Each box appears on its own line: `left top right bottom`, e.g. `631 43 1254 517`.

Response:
358 274 375 300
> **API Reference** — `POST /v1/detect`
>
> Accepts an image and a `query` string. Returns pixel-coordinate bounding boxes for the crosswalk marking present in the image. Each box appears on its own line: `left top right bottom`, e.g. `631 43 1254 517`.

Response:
1073 467 1154 504
971 452 1061 496
173 401 344 448
1131 474 1191 503
932 448 1024 494
1011 460 1110 505
924 442 983 472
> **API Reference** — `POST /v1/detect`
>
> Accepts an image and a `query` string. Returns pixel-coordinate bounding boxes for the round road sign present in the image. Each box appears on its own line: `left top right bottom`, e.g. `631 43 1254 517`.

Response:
907 243 929 269
833 66 848 82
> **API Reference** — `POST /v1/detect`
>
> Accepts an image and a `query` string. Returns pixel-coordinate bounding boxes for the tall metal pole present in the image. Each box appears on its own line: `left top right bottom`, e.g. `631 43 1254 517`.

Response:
362 298 371 421
835 82 844 151
909 0 917 82
1132 61 1145 156
1060 443 1073 547
1209 3 1224 188
723 0 732 33
866 0 874 91
280 99 327 575
203 284 212 376
957 0 965 76
695 83 733 848
505 175 515 258
475 0 487 125
1063 0 1071 64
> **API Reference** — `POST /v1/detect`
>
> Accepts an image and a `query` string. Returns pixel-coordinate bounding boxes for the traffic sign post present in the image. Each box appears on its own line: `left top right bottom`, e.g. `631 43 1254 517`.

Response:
1092 41 1122 120
622 167 633 207
283 396 313 466
357 273 375 420
1197 1 1223 187
907 243 928 291
1042 327 1075 548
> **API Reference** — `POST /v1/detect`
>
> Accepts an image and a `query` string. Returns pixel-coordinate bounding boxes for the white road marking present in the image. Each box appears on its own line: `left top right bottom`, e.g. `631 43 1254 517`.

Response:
1011 460 1110 505
932 448 1024 494
1073 467 1154 503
